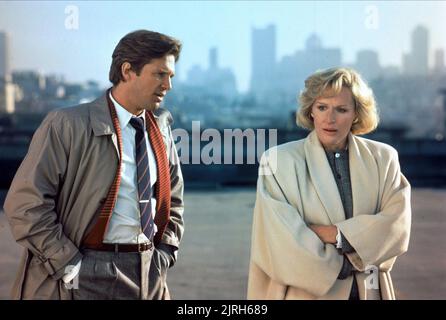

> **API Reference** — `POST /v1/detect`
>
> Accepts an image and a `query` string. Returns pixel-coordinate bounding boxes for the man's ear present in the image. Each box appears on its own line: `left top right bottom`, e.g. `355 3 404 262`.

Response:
121 62 133 82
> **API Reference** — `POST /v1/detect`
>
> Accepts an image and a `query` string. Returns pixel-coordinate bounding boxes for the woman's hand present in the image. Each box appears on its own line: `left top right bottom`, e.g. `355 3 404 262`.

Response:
309 224 338 244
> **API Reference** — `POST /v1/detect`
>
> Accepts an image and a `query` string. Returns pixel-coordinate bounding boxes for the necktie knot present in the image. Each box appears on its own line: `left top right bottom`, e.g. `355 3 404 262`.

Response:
129 116 145 132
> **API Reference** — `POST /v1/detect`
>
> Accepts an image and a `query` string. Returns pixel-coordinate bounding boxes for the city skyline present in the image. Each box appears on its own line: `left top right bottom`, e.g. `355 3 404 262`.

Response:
0 1 445 92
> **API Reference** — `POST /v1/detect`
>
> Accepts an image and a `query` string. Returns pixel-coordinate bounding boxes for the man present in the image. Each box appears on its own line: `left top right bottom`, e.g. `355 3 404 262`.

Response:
4 30 184 300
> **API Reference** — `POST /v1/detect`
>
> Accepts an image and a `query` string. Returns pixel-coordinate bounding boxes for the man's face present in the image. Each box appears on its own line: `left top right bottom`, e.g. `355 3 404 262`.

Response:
128 54 175 113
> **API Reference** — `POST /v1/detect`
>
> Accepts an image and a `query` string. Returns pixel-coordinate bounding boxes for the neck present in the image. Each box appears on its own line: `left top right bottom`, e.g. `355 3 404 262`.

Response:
322 140 348 152
111 85 142 116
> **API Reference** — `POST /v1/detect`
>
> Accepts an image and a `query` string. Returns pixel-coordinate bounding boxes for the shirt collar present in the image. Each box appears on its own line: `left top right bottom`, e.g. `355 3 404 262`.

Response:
109 91 146 130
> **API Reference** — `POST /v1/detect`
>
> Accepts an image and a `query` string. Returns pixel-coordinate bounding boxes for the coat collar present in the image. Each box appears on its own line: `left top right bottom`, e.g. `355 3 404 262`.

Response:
88 90 173 160
304 130 379 224
89 92 115 137
304 131 345 224
348 133 380 217
89 90 171 138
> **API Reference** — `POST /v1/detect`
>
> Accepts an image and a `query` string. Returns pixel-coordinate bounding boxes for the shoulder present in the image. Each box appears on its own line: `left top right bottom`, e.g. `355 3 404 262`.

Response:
354 135 399 161
153 107 174 128
43 98 104 133
262 139 306 164
45 103 90 124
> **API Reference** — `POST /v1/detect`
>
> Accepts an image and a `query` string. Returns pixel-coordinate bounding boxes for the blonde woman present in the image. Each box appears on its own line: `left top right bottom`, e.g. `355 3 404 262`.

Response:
248 67 411 300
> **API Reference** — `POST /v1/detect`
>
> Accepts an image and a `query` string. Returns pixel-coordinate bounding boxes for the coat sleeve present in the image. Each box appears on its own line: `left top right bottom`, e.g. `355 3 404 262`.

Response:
250 150 343 297
160 123 184 263
4 111 82 280
335 149 411 271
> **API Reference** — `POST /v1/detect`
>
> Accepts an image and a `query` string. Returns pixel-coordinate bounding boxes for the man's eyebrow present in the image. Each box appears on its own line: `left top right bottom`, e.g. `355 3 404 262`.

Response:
157 68 175 76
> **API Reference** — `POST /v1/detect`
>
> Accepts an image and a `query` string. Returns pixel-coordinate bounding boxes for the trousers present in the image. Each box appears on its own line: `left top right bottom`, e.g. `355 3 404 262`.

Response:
71 248 169 300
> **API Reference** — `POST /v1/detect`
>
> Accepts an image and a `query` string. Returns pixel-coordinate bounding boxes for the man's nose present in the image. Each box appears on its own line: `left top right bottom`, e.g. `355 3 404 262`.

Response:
161 76 172 91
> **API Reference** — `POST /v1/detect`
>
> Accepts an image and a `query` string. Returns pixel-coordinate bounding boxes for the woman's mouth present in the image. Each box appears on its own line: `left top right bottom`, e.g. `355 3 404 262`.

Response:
323 128 338 135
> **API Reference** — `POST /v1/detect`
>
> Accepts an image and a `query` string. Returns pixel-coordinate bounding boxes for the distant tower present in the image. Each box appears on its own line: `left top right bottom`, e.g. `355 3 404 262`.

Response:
0 31 8 79
355 50 381 80
440 88 446 138
250 24 276 97
0 31 15 113
434 49 445 73
404 25 429 76
209 47 218 70
305 33 322 51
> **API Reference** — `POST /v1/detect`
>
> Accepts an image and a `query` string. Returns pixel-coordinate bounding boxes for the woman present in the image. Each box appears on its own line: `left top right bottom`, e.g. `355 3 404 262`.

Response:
247 67 411 300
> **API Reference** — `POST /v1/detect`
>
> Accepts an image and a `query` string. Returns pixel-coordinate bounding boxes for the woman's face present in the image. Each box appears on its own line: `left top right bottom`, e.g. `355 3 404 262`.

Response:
311 87 356 151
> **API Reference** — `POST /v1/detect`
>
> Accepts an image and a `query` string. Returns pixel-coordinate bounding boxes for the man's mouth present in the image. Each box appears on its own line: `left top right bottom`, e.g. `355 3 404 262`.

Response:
154 93 165 102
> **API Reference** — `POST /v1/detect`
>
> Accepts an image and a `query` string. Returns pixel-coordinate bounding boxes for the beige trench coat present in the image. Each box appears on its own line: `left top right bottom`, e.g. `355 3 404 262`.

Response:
247 131 411 300
4 93 184 299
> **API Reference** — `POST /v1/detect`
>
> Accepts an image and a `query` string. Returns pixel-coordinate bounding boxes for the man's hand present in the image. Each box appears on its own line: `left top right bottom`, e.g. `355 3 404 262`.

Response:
309 224 338 244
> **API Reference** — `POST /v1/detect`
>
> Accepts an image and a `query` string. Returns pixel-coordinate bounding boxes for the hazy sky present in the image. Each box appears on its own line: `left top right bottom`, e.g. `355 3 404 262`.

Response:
0 1 445 92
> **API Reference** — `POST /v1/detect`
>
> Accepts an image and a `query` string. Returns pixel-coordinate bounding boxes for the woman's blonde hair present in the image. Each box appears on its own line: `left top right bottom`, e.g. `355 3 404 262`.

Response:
297 67 379 135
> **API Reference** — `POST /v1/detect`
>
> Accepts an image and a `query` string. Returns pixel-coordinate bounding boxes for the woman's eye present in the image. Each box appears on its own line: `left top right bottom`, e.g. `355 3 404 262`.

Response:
317 105 326 110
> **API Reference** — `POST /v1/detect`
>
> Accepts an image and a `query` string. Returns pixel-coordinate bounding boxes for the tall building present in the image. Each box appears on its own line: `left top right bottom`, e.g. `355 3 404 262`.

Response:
209 47 218 70
0 31 15 113
434 49 445 73
0 31 8 79
185 47 237 99
403 25 429 76
250 24 276 98
355 50 381 81
274 34 341 101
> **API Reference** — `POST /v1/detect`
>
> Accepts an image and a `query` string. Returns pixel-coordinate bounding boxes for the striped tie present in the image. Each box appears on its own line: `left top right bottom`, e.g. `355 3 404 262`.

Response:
129 117 155 241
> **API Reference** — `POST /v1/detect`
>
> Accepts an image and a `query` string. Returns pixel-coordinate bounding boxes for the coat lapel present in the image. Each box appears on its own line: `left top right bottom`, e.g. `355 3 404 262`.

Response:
304 131 346 224
348 134 380 217
89 92 120 160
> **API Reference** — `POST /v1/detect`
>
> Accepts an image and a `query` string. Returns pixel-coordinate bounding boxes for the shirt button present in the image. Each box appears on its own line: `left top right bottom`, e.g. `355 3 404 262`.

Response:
335 153 340 158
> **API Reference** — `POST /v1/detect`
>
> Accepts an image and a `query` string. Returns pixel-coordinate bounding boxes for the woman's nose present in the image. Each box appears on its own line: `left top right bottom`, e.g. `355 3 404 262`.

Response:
326 110 336 122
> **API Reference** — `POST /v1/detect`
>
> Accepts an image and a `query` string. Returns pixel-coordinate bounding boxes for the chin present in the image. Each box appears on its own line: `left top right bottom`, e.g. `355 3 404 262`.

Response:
145 104 159 111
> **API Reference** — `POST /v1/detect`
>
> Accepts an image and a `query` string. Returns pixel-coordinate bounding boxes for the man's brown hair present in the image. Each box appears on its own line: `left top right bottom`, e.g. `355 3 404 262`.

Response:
109 30 182 85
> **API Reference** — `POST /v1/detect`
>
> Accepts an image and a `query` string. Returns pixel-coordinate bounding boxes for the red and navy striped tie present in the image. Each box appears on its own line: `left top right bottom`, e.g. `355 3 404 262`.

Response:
130 116 155 241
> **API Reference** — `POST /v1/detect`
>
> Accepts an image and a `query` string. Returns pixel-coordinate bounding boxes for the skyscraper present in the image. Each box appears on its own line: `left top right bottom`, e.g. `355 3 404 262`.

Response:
0 31 15 113
412 25 429 75
355 50 381 81
250 24 276 98
209 47 218 70
0 31 9 80
274 34 341 101
185 47 237 99
434 49 445 73
404 25 429 76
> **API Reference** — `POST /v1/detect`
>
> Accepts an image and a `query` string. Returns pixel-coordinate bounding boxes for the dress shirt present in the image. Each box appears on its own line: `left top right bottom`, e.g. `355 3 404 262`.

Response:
103 91 158 244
